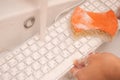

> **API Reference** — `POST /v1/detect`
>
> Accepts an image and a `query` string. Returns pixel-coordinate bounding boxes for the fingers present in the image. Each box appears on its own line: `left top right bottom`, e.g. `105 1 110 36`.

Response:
74 60 86 68
71 66 80 76
71 64 91 80
71 56 89 77
71 53 99 77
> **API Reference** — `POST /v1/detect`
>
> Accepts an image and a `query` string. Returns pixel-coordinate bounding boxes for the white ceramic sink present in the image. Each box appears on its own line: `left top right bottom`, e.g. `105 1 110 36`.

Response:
0 0 81 51
0 0 119 80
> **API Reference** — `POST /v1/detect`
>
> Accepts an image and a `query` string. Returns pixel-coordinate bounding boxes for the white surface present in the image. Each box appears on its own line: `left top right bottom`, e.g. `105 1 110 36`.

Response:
0 0 39 51
0 0 79 21
0 0 36 20
0 0 83 51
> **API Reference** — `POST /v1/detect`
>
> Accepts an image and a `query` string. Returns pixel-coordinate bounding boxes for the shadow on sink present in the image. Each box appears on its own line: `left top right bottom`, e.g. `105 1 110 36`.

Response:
96 31 120 57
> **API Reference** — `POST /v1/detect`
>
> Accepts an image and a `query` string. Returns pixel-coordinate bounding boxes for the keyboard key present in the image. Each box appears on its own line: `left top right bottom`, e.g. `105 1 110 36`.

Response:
67 45 76 53
37 41 45 47
56 27 64 33
25 67 33 76
62 50 70 58
12 78 17 80
32 61 41 70
80 38 88 44
46 51 55 60
48 26 54 32
45 42 54 50
58 33 66 41
74 51 83 58
39 57 48 65
66 14 71 19
32 52 41 60
39 48 48 55
25 75 34 80
25 57 34 65
84 1 90 6
79 44 91 55
16 54 25 62
20 44 28 50
34 70 43 79
13 48 21 55
50 31 58 38
88 5 95 11
94 1 100 7
59 42 67 50
52 38 60 45
0 57 6 66
103 0 112 6
95 38 102 43
27 39 35 45
74 41 82 48
23 49 32 57
45 35 52 42
86 36 92 40
8 59 18 67
48 60 57 69
52 47 61 55
1 64 10 72
2 72 12 80
88 38 99 47
64 30 70 37
99 6 106 11
5 53 14 60
10 67 19 76
61 22 68 30
0 72 1 76
17 62 26 70
30 44 38 52
16 72 26 80
41 64 50 73
33 35 39 41
54 21 60 27
60 17 66 23
54 55 64 63
65 38 73 46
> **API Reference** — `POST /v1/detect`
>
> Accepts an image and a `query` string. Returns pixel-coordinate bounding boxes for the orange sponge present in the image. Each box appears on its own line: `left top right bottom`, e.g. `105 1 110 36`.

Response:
71 7 118 41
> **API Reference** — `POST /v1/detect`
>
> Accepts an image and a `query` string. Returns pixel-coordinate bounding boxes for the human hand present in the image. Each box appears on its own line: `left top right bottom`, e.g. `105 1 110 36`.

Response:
71 53 120 80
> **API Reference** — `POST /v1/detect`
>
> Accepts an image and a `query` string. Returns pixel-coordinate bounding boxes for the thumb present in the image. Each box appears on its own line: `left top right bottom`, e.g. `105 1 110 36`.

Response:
70 66 90 80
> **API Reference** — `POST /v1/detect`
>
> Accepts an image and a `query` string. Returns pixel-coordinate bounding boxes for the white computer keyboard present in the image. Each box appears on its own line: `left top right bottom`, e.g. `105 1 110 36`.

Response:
0 0 120 80
0 11 103 80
